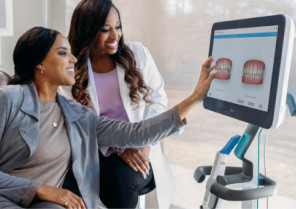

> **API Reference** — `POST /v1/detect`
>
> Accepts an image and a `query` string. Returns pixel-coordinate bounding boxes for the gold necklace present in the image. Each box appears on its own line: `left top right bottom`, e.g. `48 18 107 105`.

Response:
42 102 58 128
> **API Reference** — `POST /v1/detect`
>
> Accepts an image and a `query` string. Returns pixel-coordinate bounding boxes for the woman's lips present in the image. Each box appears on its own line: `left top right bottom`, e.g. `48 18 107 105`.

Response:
242 60 265 85
215 58 232 80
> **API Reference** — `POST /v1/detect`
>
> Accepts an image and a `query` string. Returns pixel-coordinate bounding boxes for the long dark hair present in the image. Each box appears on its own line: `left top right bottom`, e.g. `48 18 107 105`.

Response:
8 27 59 85
68 0 152 107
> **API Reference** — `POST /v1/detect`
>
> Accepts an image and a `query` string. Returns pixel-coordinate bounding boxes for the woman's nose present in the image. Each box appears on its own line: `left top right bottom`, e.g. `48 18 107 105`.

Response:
109 28 118 39
71 54 77 63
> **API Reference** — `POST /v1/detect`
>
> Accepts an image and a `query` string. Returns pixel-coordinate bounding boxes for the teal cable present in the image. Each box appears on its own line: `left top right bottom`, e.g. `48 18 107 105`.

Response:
257 127 263 209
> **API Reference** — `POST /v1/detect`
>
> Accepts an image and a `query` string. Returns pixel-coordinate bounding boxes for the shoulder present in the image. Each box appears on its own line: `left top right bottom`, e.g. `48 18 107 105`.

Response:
125 41 152 69
0 85 23 105
57 93 96 118
125 41 145 53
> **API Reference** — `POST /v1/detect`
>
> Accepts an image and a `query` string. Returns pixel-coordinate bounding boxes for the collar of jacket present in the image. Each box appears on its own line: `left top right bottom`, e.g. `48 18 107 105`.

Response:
22 82 83 123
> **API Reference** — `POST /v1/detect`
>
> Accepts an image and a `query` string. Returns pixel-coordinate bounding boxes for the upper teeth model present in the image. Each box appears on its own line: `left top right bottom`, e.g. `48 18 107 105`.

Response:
215 58 232 80
242 60 265 85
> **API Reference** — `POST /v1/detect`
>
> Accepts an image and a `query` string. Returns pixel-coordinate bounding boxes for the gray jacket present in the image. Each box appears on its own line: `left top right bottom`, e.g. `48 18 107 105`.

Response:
0 82 184 208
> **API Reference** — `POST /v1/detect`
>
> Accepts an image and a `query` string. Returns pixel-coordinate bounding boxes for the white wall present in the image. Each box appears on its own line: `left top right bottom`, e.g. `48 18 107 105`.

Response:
0 0 80 76
0 0 47 75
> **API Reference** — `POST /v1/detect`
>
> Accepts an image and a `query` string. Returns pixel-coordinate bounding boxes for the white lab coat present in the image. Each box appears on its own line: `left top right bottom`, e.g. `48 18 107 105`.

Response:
60 42 175 209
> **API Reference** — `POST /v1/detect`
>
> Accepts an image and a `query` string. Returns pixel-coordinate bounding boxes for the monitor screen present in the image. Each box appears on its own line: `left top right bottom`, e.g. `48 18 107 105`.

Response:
203 15 293 128
209 25 278 112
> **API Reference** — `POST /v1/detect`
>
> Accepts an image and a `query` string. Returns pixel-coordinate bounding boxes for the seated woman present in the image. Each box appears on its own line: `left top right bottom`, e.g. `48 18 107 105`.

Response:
0 26 216 209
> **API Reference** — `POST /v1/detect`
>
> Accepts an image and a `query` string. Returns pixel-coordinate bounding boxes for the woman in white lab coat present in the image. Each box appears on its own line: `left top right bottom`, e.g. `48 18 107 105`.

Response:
63 0 176 208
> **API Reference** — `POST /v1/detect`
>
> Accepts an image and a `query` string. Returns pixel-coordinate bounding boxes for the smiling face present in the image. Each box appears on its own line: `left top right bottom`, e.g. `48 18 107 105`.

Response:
92 7 122 57
37 34 77 86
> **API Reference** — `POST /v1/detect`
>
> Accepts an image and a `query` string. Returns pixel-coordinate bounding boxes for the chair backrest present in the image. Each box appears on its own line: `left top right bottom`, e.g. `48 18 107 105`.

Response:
0 70 11 86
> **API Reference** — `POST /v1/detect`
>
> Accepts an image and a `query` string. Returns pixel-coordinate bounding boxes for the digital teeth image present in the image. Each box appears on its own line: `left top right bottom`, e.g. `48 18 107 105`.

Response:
215 58 232 80
242 60 265 85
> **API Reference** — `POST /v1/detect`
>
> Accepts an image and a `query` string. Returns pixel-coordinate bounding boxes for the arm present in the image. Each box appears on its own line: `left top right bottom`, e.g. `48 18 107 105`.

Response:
0 89 85 209
0 89 38 207
96 105 183 148
0 171 38 207
95 57 216 148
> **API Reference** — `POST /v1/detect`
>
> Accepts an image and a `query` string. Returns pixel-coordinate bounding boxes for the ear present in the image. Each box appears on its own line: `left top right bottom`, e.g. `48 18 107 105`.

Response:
36 63 43 70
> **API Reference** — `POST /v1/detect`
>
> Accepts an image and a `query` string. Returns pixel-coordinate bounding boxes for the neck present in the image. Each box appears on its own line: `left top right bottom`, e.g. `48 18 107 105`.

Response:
90 53 116 73
33 80 58 102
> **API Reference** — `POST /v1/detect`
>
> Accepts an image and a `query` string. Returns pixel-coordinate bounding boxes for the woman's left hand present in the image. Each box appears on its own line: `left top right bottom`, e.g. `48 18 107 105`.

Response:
120 147 150 179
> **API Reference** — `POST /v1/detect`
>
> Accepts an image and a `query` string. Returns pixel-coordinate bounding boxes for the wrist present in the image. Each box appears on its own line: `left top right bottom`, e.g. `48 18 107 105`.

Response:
36 184 47 199
190 91 204 104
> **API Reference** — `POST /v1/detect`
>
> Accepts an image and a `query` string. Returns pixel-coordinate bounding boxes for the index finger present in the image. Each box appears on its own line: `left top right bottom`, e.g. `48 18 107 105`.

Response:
134 153 149 171
207 64 216 73
202 56 215 68
72 194 86 209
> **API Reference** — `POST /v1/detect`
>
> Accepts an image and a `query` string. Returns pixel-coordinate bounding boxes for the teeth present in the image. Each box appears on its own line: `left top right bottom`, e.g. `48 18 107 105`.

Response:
242 60 265 85
107 42 117 47
67 68 75 73
216 58 232 80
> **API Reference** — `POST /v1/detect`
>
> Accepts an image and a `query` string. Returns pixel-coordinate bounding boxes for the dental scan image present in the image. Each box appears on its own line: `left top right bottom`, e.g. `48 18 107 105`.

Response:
215 58 232 80
242 59 265 85
208 25 278 112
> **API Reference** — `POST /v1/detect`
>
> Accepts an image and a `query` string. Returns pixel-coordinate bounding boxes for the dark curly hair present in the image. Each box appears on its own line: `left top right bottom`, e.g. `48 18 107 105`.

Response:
68 0 152 108
8 27 59 85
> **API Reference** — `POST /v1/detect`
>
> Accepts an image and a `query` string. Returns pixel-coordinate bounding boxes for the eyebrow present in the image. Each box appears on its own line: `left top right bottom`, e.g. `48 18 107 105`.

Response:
103 21 121 27
56 47 69 50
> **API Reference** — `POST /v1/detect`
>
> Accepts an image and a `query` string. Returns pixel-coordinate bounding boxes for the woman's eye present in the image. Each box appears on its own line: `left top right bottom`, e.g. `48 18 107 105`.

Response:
116 25 122 30
59 51 67 56
101 28 110 33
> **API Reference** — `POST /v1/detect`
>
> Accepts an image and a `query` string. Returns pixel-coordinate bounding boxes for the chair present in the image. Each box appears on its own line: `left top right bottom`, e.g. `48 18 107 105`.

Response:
0 70 10 86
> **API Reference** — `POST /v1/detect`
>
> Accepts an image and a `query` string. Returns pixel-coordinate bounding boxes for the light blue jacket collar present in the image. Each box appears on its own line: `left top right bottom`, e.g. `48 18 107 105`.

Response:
22 82 83 123
21 83 40 121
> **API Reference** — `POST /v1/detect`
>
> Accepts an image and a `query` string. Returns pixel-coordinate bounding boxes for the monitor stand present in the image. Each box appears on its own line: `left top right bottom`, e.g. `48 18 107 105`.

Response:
194 93 296 209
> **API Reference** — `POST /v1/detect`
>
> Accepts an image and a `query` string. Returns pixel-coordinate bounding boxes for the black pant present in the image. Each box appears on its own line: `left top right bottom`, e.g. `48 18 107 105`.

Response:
99 152 155 208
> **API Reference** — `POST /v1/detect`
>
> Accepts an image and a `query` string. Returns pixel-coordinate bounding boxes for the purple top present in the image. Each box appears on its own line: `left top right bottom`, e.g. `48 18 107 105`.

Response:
93 68 129 155
93 69 130 122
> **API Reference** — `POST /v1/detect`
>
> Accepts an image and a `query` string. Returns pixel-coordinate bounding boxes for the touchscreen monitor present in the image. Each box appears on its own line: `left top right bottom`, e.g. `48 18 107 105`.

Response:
203 15 294 129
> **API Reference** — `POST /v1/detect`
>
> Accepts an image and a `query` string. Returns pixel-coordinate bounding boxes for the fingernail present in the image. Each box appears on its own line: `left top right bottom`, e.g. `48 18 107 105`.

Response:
144 174 147 179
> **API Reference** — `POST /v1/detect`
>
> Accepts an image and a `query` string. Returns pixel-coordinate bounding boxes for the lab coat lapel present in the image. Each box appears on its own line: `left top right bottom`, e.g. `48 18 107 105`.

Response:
87 59 100 115
116 64 136 122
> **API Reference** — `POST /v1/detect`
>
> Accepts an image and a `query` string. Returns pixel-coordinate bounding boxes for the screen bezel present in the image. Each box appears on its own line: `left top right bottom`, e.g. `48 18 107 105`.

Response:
203 15 286 128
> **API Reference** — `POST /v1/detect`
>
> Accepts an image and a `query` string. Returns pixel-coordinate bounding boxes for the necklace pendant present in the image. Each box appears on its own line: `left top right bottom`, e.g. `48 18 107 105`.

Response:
52 121 58 128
